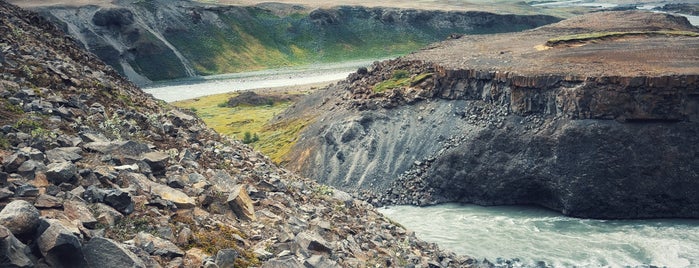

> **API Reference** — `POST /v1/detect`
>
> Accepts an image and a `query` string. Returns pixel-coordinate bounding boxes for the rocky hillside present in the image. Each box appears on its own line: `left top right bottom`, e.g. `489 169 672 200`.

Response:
280 11 699 219
0 1 476 267
17 0 560 84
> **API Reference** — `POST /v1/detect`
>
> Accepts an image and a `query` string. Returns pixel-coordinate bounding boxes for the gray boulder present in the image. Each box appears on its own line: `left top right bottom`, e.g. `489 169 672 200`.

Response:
0 224 33 267
16 160 45 179
103 188 134 214
45 162 77 184
141 151 169 175
215 248 238 268
2 152 28 173
83 237 146 268
262 256 304 268
46 147 83 163
36 219 87 267
0 200 40 236
134 232 184 258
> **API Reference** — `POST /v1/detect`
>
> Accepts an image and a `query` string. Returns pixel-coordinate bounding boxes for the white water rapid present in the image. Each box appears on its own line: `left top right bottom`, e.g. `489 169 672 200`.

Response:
379 204 699 267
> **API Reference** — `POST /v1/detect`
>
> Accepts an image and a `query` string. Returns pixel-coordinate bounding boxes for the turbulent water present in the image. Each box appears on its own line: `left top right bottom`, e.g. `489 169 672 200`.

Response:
379 204 699 267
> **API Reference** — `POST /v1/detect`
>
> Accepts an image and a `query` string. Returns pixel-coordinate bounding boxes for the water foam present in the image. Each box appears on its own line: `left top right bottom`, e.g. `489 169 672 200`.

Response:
379 204 699 267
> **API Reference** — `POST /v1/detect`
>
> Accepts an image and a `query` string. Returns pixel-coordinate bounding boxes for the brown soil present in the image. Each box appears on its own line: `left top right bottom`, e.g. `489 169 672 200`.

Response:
404 11 699 77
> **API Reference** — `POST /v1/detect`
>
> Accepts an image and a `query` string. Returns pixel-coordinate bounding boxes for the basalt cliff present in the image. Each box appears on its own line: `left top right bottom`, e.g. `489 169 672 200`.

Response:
281 11 699 219
0 1 477 267
12 0 560 84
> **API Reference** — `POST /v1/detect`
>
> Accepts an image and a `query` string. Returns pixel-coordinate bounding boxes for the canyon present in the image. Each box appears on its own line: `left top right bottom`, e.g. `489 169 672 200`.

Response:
281 11 699 219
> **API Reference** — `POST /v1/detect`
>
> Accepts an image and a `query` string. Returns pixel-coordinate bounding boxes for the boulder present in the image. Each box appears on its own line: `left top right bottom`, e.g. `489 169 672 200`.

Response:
295 231 332 254
36 219 87 267
206 169 238 193
226 184 256 221
214 248 238 267
141 151 169 175
150 184 196 209
92 203 123 227
0 225 33 268
16 159 45 179
18 147 44 161
134 232 184 258
64 200 98 228
45 161 77 184
34 194 63 209
46 147 83 163
2 152 28 173
83 237 146 268
169 109 196 127
103 188 134 214
15 183 39 197
262 256 304 268
0 200 40 236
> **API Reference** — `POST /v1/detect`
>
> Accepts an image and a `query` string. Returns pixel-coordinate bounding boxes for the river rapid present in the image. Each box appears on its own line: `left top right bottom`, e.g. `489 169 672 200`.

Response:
379 204 699 267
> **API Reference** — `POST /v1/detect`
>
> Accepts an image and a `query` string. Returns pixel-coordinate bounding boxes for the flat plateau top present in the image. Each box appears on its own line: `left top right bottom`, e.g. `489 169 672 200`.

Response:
404 11 699 77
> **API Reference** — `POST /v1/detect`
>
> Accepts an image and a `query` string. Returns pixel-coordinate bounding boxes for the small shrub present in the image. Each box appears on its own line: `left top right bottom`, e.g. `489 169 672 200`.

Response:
242 132 259 144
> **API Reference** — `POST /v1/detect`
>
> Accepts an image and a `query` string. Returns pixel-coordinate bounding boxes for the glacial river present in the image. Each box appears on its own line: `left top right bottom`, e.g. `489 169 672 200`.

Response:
379 204 699 267
142 59 376 102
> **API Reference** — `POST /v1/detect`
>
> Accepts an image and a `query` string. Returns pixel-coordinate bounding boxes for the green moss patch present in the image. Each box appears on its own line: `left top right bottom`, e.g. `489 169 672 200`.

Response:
373 71 433 93
546 30 699 46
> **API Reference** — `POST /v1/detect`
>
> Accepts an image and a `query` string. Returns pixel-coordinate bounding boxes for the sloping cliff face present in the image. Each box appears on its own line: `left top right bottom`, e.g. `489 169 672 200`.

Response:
28 0 560 84
0 1 473 267
282 11 699 219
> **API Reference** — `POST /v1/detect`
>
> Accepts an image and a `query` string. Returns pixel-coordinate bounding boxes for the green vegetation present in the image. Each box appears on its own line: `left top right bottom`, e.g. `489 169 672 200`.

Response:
189 223 260 267
241 132 259 144
373 71 433 93
173 91 313 163
164 6 539 78
547 30 699 46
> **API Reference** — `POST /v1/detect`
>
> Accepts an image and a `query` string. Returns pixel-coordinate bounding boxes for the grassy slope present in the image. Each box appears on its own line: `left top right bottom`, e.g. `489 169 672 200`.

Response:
173 90 313 164
162 6 562 77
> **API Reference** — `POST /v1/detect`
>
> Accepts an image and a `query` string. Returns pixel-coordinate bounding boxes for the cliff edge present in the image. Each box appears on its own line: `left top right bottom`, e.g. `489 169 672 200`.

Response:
282 11 699 219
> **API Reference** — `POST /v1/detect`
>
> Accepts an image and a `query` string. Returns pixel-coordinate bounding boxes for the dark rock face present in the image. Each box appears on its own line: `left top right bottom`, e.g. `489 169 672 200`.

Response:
92 8 135 28
427 120 699 218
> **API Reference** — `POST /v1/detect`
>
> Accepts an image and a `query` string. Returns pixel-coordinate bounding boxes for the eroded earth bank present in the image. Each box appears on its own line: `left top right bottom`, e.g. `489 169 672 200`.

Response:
281 11 699 219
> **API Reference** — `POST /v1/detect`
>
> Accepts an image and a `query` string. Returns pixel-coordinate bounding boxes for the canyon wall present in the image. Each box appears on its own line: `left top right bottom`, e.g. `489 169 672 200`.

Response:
32 0 560 84
285 59 699 219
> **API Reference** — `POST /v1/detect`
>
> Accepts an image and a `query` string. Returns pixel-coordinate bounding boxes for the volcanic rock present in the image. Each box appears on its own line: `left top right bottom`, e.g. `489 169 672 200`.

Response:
0 200 40 236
